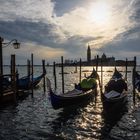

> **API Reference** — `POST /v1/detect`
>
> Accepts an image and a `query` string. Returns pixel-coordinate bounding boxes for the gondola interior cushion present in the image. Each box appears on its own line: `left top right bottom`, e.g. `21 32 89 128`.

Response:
80 78 97 89
105 79 127 93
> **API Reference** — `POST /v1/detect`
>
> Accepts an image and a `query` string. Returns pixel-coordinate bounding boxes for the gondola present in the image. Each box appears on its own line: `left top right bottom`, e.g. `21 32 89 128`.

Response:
75 67 99 91
46 68 98 109
18 70 46 90
1 75 14 94
1 69 46 91
101 68 128 113
135 71 140 92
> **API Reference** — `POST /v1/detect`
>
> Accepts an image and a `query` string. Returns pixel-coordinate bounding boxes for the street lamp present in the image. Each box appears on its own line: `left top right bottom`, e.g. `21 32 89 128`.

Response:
0 36 20 75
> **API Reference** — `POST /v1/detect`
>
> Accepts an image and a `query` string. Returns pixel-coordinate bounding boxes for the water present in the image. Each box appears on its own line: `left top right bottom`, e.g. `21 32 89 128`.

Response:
0 66 140 140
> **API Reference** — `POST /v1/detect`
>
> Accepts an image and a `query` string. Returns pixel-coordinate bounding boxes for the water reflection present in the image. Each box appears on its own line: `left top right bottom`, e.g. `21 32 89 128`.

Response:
0 66 139 140
100 103 128 139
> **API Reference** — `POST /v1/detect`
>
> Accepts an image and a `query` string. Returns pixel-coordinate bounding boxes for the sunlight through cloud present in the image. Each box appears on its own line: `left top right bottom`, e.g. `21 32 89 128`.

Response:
0 0 139 62
89 1 111 25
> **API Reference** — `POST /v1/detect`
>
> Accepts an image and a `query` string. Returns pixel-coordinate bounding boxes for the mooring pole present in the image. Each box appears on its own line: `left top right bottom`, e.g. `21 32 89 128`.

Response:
31 53 34 97
42 59 46 93
96 55 99 72
125 58 128 81
10 57 12 75
133 56 136 104
61 56 64 94
0 37 5 103
100 58 103 94
79 58 82 83
27 59 31 77
27 59 31 95
11 54 17 103
53 62 57 90
16 69 19 96
0 37 3 75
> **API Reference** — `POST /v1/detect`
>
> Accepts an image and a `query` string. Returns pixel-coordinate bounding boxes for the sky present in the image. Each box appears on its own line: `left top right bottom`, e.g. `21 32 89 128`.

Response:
0 0 140 65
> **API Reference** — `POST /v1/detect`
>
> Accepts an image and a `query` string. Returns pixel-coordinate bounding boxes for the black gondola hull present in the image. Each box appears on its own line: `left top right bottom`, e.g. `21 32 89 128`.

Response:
49 89 97 109
101 92 128 114
18 73 46 90
101 68 128 114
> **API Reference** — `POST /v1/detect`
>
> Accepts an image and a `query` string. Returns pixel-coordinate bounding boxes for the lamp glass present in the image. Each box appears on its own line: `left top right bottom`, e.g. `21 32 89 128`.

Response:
13 42 20 49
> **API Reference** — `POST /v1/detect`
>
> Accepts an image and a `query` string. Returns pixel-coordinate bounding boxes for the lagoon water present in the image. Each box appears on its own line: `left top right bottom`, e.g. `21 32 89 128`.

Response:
0 66 140 140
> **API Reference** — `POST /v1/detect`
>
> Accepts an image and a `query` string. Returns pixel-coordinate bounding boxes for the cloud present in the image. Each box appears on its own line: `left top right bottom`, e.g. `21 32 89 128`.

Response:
3 42 66 65
96 32 140 61
0 0 140 64
52 0 91 16
0 20 65 45
0 0 55 23
92 0 140 60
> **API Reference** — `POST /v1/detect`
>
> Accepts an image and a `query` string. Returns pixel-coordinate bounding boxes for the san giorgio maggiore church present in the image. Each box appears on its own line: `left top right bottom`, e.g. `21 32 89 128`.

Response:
64 44 134 66
64 44 115 66
86 44 115 66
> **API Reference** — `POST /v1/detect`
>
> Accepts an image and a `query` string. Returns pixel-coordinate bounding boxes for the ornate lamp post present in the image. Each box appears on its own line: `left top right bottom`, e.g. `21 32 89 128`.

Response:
0 36 20 75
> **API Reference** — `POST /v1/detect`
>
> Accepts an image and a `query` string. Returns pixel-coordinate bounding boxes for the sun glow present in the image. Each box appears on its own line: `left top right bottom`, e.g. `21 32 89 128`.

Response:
89 2 111 25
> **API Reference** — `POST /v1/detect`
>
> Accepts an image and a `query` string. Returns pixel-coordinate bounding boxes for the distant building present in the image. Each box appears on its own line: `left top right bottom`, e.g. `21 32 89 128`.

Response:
65 59 73 64
87 44 91 63
58 47 134 66
101 53 115 65
64 59 77 66
102 53 107 60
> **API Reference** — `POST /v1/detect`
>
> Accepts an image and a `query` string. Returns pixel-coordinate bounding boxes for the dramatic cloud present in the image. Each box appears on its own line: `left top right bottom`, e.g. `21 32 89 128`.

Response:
0 0 140 64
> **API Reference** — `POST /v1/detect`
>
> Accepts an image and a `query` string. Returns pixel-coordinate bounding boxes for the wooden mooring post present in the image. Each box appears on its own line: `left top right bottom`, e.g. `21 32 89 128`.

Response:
100 58 103 94
31 53 34 97
125 58 128 81
61 56 64 94
42 59 46 93
27 59 31 95
133 56 136 104
0 75 2 98
79 58 82 83
11 54 17 103
27 59 31 77
53 62 57 90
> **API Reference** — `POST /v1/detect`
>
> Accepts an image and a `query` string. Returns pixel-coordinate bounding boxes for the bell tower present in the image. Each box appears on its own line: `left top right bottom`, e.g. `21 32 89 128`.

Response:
87 44 91 62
